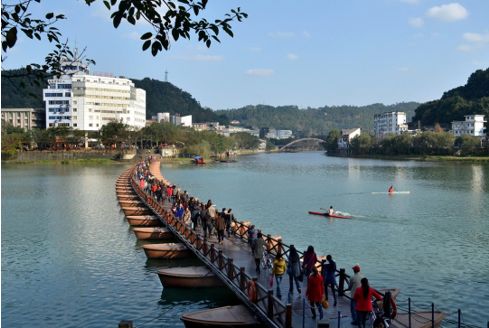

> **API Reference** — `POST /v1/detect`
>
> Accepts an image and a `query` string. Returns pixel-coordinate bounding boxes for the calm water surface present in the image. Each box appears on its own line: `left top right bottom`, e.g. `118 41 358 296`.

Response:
2 153 488 327
1 164 237 328
162 152 489 325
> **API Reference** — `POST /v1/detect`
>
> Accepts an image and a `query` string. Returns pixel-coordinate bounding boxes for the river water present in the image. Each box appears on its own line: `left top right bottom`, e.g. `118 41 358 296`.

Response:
2 152 489 327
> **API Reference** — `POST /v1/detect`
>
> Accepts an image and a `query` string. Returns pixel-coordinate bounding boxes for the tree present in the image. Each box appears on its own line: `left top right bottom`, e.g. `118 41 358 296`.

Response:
231 132 260 149
454 135 482 156
2 0 247 76
349 134 374 155
99 121 130 149
325 129 340 153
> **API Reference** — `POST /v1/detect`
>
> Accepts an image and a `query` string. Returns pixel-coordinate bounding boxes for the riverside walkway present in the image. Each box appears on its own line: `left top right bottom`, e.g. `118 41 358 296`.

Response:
122 158 436 328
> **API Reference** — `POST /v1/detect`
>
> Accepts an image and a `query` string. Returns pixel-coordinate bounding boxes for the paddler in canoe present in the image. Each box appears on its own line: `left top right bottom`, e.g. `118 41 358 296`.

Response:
328 206 335 215
388 185 395 194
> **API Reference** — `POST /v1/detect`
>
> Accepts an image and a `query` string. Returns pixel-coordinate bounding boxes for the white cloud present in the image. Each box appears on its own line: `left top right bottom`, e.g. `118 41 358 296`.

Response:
189 55 224 62
397 67 410 72
457 44 473 52
457 32 489 52
267 32 296 39
409 17 424 28
249 47 262 53
125 32 140 41
168 54 224 61
302 31 312 39
246 69 274 77
287 53 299 60
401 0 420 4
426 3 468 22
463 32 489 44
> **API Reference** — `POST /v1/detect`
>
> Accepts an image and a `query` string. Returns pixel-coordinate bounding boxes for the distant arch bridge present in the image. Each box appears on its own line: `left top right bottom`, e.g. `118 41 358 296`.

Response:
279 138 326 151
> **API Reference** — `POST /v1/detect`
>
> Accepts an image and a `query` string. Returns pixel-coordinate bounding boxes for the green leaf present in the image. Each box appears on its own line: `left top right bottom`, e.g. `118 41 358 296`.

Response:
151 41 159 56
222 26 233 37
45 12 54 20
171 28 179 41
6 27 17 48
142 40 151 51
141 32 153 40
104 1 110 9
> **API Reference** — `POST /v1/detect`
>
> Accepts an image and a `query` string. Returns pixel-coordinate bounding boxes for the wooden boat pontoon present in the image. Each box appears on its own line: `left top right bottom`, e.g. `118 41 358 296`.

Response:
143 243 192 259
119 200 144 207
180 305 260 328
121 206 153 216
126 215 162 227
391 311 444 328
133 227 172 240
157 266 223 288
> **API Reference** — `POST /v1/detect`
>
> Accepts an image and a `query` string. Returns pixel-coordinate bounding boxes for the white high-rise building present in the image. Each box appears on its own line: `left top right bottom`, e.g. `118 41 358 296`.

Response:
451 115 486 137
43 62 146 130
373 111 408 138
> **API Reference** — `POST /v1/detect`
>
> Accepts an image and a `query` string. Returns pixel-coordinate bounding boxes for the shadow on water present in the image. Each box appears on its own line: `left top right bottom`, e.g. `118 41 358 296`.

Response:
159 287 239 305
145 257 204 272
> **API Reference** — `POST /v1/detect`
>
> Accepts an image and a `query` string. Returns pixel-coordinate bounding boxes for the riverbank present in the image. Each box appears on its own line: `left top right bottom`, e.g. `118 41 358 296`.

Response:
1 158 125 165
329 153 489 163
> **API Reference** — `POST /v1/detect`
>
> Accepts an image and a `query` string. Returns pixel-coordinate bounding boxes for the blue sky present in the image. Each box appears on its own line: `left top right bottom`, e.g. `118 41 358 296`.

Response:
3 0 489 109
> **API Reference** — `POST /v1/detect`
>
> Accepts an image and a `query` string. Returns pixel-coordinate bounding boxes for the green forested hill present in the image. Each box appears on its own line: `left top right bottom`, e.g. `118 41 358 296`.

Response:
413 68 489 126
1 69 45 108
218 103 419 137
131 77 222 122
1 69 222 122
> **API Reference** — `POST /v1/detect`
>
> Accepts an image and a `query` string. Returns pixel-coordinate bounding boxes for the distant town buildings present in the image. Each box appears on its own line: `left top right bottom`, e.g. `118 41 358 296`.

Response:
43 60 146 130
265 129 293 140
151 112 192 127
337 128 361 150
1 108 46 130
373 111 408 138
451 115 486 137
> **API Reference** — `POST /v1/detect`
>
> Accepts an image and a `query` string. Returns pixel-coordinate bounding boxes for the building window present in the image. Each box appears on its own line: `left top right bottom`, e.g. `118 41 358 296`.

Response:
89 123 93 127
73 123 77 127
45 92 63 97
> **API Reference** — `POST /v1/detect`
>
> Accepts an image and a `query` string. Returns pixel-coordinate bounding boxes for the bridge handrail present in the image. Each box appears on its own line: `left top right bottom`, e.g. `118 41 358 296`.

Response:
129 168 289 328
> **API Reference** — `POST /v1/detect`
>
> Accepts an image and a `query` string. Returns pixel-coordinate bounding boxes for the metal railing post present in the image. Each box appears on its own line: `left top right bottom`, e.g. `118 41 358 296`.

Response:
338 268 346 296
285 304 292 328
267 289 274 319
408 297 411 328
227 259 234 279
239 267 246 291
431 303 434 328
458 309 461 328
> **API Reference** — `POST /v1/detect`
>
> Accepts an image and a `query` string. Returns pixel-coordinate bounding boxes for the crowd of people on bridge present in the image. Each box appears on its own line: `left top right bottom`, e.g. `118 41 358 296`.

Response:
134 157 387 326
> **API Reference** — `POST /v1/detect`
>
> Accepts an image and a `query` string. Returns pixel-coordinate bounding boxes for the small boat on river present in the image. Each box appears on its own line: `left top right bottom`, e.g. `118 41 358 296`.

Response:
143 243 192 259
372 191 410 195
132 227 172 240
391 311 444 328
308 211 352 219
193 156 205 165
157 266 223 288
180 305 260 328
126 215 162 227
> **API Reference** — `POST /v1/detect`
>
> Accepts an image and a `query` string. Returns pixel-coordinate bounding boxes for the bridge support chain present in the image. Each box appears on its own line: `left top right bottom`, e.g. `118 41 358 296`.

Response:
338 268 346 296
239 267 246 291
267 289 274 319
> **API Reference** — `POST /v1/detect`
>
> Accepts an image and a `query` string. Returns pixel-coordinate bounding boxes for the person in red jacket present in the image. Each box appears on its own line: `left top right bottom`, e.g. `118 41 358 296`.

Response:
353 278 383 328
306 267 324 320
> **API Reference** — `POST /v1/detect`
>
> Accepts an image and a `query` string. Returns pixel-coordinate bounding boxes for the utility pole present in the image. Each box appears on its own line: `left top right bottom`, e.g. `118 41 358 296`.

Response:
165 70 168 82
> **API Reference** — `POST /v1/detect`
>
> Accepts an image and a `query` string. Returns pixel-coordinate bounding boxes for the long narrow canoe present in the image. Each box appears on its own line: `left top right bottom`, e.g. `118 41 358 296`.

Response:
181 305 260 328
308 211 352 219
371 191 410 195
